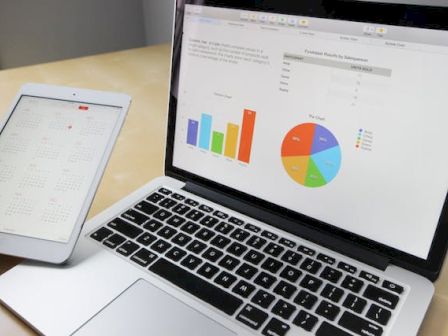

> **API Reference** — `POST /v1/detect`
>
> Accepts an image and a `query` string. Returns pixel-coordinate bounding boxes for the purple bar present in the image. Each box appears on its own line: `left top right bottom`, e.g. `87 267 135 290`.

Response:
187 119 199 146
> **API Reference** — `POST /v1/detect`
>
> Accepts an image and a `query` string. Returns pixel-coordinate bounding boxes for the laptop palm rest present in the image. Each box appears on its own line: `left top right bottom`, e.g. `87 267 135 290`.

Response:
72 278 236 336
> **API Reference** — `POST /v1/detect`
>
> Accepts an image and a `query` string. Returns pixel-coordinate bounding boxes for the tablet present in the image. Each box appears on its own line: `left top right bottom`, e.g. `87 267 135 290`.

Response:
0 83 130 263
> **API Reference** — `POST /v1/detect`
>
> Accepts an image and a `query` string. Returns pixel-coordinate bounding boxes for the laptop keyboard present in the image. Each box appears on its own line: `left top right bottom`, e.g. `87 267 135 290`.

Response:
89 187 405 336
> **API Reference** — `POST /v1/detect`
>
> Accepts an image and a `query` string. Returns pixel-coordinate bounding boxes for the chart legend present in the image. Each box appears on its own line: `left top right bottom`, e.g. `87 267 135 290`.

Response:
186 109 257 164
281 123 341 187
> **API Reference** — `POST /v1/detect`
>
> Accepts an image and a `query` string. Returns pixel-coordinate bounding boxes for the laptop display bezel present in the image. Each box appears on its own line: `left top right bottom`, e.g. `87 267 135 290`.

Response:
165 0 448 281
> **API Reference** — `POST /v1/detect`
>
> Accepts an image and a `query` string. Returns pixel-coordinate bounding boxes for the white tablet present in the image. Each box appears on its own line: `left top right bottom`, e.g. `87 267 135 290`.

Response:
0 83 130 263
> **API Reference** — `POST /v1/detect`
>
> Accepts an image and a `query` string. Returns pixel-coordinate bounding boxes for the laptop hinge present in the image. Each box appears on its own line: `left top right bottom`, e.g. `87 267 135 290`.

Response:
183 182 390 271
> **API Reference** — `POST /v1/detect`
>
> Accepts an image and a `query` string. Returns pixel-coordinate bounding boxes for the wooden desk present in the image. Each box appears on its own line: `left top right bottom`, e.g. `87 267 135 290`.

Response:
0 44 448 335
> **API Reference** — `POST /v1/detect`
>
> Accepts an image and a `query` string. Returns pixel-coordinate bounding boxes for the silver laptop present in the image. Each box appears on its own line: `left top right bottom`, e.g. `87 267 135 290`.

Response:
1 1 448 335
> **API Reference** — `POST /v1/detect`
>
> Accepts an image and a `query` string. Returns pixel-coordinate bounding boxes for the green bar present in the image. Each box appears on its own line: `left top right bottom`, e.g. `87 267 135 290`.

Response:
211 131 224 154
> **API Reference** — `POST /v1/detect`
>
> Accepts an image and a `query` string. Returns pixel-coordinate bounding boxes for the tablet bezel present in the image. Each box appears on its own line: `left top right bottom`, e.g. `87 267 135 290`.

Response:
0 83 130 263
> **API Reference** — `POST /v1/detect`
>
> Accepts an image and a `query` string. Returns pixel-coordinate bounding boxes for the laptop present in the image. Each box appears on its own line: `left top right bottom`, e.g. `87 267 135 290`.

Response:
1 0 448 335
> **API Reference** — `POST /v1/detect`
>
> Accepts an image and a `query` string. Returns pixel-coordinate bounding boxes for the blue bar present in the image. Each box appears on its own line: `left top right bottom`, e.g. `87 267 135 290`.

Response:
199 114 212 150
187 119 199 146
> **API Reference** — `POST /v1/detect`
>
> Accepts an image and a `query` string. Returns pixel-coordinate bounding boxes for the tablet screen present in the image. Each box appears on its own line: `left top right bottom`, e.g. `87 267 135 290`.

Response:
0 95 122 243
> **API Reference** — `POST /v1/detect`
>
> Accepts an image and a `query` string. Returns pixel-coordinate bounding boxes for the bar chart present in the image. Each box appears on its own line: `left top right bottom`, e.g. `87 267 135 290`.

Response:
186 109 256 164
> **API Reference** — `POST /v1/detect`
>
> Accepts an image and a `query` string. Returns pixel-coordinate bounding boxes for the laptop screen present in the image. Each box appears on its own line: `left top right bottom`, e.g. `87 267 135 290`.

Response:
171 4 448 260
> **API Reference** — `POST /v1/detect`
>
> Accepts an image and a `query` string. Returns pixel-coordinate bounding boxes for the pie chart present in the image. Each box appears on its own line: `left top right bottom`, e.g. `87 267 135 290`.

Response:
281 123 341 188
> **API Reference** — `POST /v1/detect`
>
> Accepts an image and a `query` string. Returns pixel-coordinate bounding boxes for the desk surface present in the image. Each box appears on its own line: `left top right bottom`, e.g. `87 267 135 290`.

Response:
1 44 448 335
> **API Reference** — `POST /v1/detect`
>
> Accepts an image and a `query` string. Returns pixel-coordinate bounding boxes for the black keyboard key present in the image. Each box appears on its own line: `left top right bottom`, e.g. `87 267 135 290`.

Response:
382 280 404 294
366 304 392 326
185 198 199 207
254 271 277 289
150 239 172 254
300 257 322 274
363 284 399 309
247 235 267 249
213 210 228 219
215 222 234 235
218 255 240 271
215 271 237 289
251 290 275 309
232 280 256 298
103 233 126 249
166 215 186 228
229 217 244 226
171 233 192 247
165 246 187 262
210 235 231 249
136 232 157 246
321 284 344 303
264 242 284 257
281 250 302 265
236 304 268 331
180 254 202 270
158 188 172 195
197 262 219 279
317 322 351 336
279 238 296 249
153 209 172 221
339 311 383 336
172 203 191 215
230 229 251 242
320 266 343 284
272 299 296 320
130 248 157 267
293 310 318 332
338 261 357 274
150 258 243 315
107 218 143 239
202 247 224 263
236 263 258 280
117 241 139 256
316 300 340 321
198 204 213 213
121 209 149 225
171 193 185 201
343 293 367 314
146 192 164 203
227 242 247 257
186 239 207 254
157 226 177 240
261 257 283 274
294 290 318 310
186 209 205 221
90 227 112 242
159 198 177 209
180 221 200 234
274 280 297 299
135 200 158 215
280 265 302 283
300 274 322 292
360 271 380 284
195 227 215 242
298 245 315 256
262 318 289 336
143 219 163 232
245 223 261 233
244 249 265 265
341 275 364 293
200 215 219 228
261 230 278 241
317 253 336 265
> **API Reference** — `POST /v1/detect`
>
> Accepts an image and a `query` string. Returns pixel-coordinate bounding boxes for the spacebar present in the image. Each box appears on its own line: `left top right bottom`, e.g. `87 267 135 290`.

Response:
149 258 243 316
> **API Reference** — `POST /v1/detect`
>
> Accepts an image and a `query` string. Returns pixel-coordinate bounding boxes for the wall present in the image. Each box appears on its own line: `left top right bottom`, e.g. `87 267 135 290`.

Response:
142 0 175 45
0 0 146 69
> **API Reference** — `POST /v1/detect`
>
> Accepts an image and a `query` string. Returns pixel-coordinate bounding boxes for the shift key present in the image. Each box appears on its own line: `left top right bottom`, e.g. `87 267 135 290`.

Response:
107 218 143 239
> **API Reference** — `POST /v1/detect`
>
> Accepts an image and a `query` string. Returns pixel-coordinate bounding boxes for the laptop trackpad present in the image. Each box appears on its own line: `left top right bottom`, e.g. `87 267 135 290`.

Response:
72 279 236 336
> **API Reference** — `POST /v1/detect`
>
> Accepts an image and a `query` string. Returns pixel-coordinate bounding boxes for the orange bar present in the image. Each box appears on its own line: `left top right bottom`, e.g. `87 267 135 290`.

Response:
238 109 256 163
